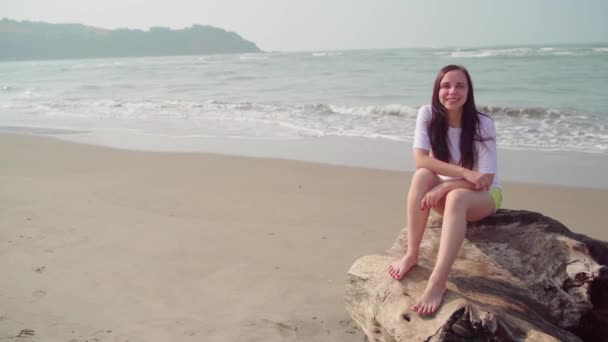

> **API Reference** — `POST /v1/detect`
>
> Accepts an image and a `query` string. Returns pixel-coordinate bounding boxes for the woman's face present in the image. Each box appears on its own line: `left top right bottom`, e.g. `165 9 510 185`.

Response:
438 70 469 112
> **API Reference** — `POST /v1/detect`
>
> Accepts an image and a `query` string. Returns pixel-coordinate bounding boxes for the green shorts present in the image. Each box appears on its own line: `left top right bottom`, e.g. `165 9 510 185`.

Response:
490 187 503 212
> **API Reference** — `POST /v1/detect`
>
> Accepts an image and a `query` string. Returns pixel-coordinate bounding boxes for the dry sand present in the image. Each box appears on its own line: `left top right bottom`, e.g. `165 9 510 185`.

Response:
1 133 606 341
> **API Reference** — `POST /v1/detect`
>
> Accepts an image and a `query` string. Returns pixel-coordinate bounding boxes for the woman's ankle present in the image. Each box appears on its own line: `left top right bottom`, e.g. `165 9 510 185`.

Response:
427 273 448 288
403 252 419 261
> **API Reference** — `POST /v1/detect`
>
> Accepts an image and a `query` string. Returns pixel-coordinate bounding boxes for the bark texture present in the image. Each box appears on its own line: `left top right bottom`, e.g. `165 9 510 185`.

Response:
345 210 608 341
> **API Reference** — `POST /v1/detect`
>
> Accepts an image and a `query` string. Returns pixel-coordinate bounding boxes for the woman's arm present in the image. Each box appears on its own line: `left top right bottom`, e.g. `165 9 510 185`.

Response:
414 148 492 189
475 116 499 187
414 148 466 178
420 177 495 210
412 106 494 189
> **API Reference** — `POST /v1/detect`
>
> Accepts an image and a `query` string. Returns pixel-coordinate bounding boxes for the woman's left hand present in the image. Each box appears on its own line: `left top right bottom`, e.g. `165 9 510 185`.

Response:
463 169 490 190
421 184 447 210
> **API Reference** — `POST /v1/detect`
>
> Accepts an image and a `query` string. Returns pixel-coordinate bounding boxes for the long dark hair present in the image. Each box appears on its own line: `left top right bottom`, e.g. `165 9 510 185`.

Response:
429 65 491 170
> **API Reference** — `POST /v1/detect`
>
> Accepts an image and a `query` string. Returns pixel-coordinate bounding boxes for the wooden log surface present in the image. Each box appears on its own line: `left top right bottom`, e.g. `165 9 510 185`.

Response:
345 210 608 341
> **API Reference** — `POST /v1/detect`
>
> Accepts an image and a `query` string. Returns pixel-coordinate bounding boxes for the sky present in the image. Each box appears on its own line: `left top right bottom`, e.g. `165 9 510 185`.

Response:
1 0 607 51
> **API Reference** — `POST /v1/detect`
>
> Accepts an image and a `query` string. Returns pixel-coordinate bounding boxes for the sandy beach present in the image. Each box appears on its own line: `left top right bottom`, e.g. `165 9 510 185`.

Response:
1 133 606 342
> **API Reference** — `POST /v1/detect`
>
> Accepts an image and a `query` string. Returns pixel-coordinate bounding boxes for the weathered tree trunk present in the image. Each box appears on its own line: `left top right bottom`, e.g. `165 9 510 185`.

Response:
345 210 608 341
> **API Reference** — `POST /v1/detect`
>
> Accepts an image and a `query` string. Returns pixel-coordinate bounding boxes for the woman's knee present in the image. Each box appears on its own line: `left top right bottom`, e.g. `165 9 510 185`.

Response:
411 168 440 188
444 189 494 221
444 189 472 211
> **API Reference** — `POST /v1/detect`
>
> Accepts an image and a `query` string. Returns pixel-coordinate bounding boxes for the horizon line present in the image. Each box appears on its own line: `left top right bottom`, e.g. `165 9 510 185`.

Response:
2 17 607 54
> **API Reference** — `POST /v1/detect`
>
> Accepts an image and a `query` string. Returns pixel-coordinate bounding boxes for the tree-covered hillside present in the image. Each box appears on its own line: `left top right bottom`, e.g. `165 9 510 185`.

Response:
0 18 261 60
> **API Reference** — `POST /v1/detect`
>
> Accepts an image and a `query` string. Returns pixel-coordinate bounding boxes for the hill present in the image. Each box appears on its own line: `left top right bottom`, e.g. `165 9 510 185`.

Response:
0 18 261 60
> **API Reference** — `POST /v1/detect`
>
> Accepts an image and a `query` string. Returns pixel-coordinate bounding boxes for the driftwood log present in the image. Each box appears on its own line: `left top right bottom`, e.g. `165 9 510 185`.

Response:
345 210 608 341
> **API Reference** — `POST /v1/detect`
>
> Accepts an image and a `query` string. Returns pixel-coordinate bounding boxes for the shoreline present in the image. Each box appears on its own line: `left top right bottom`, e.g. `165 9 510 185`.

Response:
6 126 606 190
2 131 606 235
2 131 606 239
1 132 606 341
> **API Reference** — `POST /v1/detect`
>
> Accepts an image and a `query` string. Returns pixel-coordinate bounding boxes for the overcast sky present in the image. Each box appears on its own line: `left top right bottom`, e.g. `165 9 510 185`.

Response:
2 0 607 51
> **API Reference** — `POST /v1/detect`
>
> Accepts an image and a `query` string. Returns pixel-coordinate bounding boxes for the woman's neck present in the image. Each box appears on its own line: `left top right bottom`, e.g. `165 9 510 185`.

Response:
447 109 463 128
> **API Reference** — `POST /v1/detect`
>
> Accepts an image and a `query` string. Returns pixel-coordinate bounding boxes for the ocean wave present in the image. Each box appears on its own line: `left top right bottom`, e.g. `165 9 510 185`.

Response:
329 104 418 117
479 105 578 119
552 51 576 56
446 47 602 58
238 55 269 60
4 98 601 123
450 48 533 58
57 61 127 72
2 98 606 154
312 52 342 57
14 88 38 98
480 105 607 153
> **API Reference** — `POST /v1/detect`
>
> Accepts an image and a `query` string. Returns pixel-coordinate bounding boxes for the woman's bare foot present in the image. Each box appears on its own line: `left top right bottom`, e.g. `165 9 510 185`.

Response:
411 280 447 316
387 254 418 280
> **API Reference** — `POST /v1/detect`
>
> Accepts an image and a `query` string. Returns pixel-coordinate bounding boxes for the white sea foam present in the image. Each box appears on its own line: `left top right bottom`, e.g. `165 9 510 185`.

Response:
450 48 534 58
449 51 494 58
18 88 37 98
0 48 606 155
553 51 575 56
448 47 599 58
2 96 605 153
312 52 342 57
238 55 269 60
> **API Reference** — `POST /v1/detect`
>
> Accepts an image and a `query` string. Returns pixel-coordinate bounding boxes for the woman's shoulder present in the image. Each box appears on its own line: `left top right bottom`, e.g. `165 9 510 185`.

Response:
419 104 432 112
477 112 495 125
418 105 433 118
477 112 496 136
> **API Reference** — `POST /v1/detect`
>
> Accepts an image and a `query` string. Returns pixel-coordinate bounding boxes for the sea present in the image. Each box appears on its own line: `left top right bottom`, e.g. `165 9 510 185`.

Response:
1 44 607 186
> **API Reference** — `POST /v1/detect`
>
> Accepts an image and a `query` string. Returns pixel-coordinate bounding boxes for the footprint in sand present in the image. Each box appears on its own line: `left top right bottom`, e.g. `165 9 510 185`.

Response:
183 329 197 336
258 319 298 338
339 319 359 335
68 329 112 342
31 290 47 302
16 329 35 337
273 321 298 337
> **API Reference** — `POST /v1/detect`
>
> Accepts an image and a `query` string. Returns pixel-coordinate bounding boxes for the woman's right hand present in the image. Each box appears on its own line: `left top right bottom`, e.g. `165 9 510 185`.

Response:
421 183 448 211
463 169 489 190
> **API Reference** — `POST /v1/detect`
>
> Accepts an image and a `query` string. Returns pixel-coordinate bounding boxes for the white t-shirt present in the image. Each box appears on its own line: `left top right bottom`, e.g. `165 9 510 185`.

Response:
413 105 501 188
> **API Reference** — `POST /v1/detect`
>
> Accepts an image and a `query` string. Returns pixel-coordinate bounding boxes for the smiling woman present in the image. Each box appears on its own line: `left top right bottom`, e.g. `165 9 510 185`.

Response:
438 72 468 118
388 64 501 317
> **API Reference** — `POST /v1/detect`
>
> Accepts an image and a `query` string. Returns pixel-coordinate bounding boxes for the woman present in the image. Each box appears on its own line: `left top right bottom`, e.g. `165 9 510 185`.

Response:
387 65 502 316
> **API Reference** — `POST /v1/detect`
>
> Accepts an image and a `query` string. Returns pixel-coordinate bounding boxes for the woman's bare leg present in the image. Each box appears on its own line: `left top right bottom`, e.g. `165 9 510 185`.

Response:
388 168 441 280
412 189 495 316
